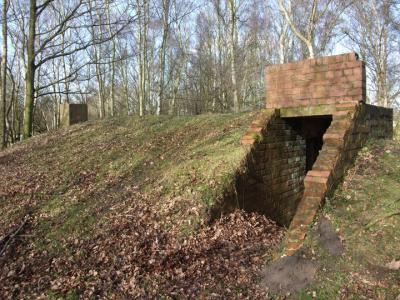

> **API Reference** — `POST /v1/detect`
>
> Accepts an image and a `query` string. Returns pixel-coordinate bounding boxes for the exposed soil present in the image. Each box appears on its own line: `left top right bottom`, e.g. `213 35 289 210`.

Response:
262 253 318 293
317 217 343 256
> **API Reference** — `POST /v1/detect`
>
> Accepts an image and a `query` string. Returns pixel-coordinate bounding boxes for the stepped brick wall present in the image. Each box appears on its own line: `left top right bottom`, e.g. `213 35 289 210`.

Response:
219 103 392 230
285 102 393 255
266 53 366 109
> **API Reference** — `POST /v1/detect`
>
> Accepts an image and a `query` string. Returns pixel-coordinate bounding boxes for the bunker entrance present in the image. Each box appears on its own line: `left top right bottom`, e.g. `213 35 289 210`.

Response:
284 115 332 172
213 115 333 227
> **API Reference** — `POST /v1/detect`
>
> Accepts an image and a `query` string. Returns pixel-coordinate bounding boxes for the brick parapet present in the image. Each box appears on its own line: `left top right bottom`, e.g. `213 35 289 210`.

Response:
266 53 366 109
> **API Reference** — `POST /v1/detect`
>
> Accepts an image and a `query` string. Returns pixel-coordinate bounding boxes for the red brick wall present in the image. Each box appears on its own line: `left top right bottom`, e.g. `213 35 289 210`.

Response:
215 111 306 226
266 53 366 109
245 116 306 226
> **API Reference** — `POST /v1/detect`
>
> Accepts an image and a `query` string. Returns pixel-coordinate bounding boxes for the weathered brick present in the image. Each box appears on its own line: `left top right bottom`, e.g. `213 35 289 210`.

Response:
266 53 366 108
307 170 331 178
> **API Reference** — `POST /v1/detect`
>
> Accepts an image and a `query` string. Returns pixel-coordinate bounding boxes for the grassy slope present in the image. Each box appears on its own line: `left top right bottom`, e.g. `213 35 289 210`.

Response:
0 113 284 298
1 114 251 241
1 113 399 298
294 140 400 299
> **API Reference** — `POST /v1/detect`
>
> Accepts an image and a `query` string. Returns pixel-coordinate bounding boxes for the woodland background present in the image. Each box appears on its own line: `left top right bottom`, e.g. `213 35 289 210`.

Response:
0 0 399 148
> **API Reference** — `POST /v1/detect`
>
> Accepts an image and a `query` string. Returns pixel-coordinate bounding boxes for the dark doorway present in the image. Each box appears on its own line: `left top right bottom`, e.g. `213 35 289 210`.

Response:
284 115 332 172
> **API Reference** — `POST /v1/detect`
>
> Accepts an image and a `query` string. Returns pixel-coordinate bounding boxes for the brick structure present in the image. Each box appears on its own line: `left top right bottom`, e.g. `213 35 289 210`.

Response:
236 110 306 226
60 103 88 127
233 53 392 255
266 52 366 109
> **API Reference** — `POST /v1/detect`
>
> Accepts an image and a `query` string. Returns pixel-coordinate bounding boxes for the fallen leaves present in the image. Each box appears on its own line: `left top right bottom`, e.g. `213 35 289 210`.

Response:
0 115 285 298
1 193 284 299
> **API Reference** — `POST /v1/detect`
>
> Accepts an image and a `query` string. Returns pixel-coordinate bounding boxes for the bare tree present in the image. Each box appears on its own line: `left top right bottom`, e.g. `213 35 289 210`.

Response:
1 0 397 147
20 0 134 137
22 0 37 139
227 0 239 112
157 0 171 115
276 1 292 63
277 0 351 58
106 0 117 116
343 0 399 107
136 0 150 116
89 0 106 118
1 0 9 148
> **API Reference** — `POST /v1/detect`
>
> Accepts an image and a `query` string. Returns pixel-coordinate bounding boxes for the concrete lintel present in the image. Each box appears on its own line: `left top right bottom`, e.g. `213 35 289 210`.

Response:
280 105 336 118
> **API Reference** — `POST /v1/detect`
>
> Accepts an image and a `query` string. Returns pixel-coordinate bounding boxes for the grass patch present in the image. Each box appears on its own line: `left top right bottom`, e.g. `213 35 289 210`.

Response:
1 113 258 254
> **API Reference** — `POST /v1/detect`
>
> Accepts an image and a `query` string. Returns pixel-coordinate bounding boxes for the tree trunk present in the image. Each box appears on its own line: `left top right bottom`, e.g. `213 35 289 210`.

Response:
277 0 316 59
377 70 388 107
138 22 144 116
4 75 14 143
23 0 36 139
95 62 105 118
13 55 22 141
109 46 116 117
1 0 8 148
61 32 70 104
89 0 105 118
158 0 170 115
216 1 225 111
137 0 149 117
228 0 239 113
121 49 130 115
306 42 315 59
169 15 185 115
170 66 181 115
278 2 291 64
137 0 143 116
9 83 15 143
106 0 116 117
